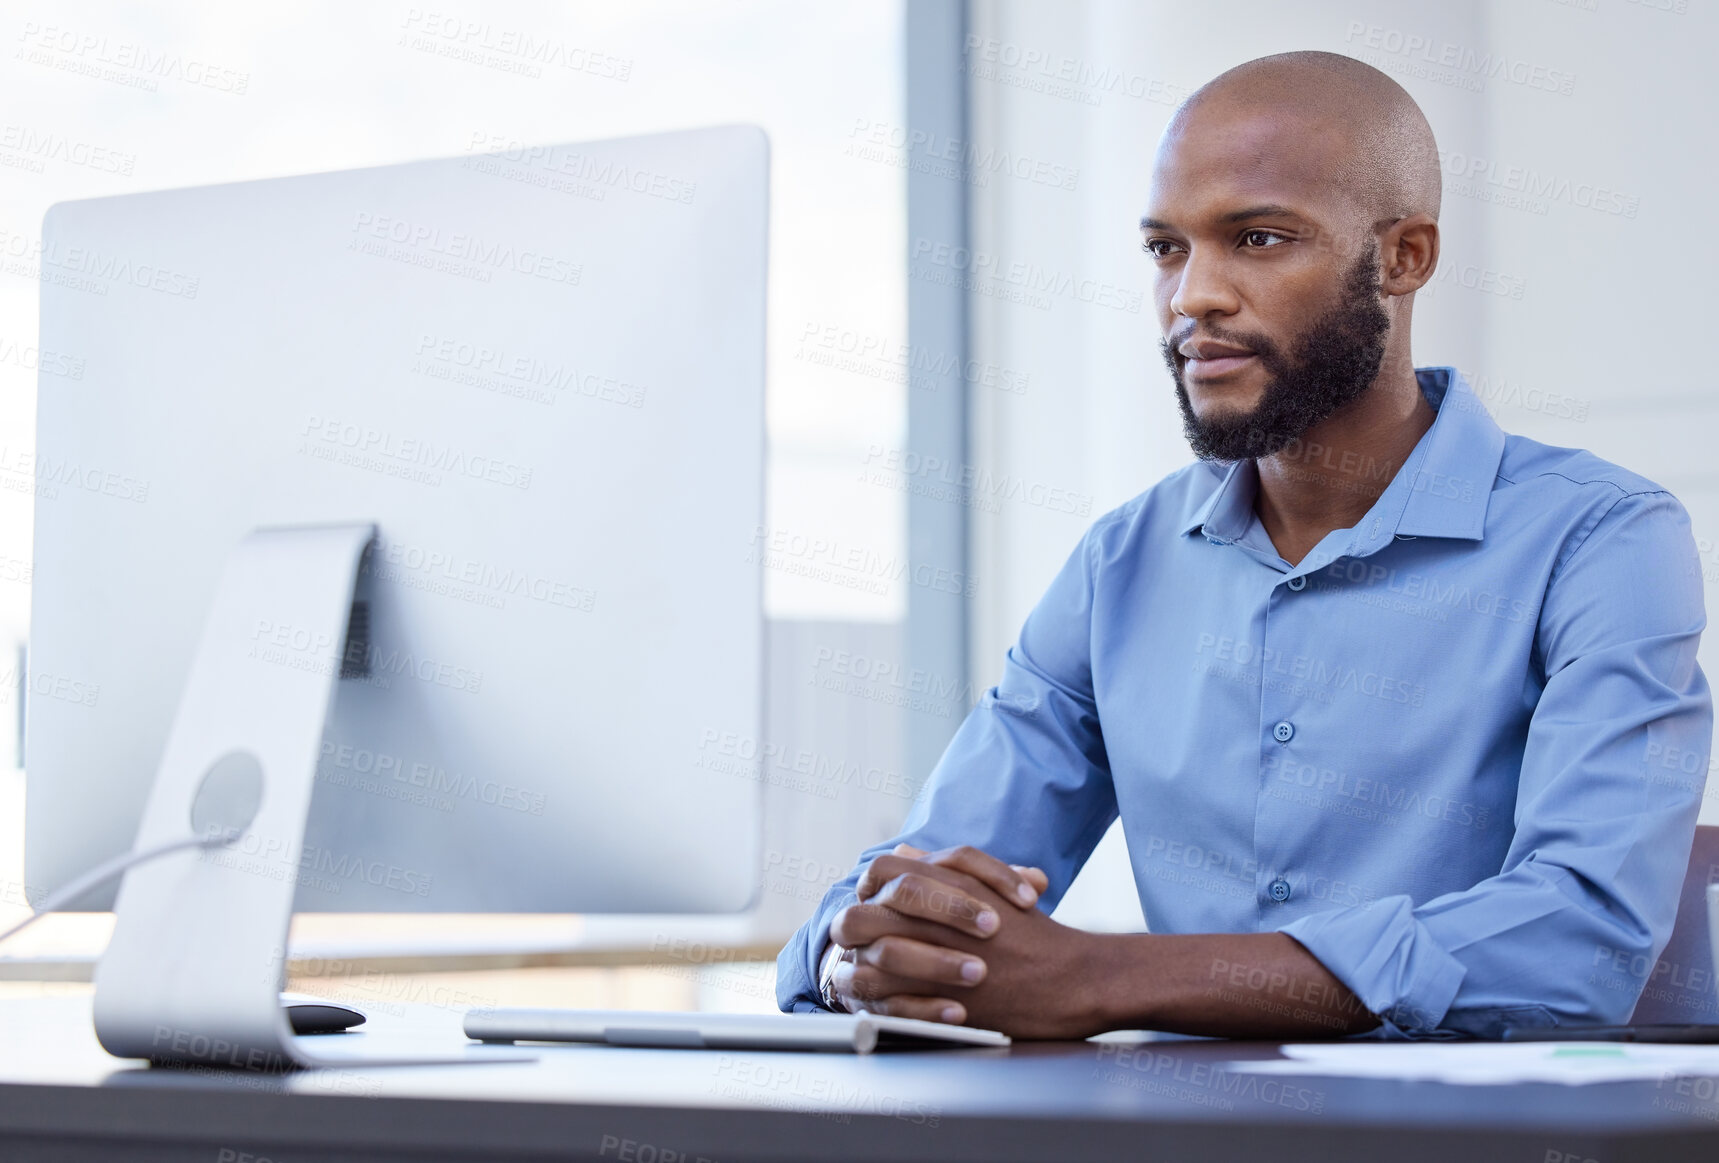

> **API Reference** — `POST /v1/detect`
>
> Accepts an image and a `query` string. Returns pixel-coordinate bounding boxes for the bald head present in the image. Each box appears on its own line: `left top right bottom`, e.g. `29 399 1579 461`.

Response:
1143 51 1446 463
1170 50 1441 224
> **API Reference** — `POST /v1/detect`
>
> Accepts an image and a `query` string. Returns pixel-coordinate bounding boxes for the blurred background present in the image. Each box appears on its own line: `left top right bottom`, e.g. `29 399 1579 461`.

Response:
2 0 1714 1015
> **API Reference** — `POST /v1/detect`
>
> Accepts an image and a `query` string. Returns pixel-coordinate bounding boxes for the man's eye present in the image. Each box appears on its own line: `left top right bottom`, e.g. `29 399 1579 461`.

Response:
1242 230 1289 248
1142 238 1180 258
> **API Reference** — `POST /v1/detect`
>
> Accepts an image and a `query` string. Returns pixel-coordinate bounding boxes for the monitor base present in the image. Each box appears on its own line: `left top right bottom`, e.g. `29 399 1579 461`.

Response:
89 524 522 1070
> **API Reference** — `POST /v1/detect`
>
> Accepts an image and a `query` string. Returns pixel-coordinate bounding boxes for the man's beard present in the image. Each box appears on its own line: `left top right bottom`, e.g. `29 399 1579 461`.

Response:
1162 243 1392 462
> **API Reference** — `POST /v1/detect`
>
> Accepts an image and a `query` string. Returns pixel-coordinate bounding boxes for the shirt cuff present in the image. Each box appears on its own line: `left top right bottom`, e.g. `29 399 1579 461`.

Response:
1277 894 1468 1035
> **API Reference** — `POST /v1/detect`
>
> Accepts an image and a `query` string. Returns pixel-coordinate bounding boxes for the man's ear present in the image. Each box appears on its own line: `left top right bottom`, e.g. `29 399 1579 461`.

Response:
1379 213 1439 296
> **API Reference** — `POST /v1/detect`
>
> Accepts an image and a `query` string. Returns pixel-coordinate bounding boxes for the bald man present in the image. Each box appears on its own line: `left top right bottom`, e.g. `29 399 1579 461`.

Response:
777 51 1711 1040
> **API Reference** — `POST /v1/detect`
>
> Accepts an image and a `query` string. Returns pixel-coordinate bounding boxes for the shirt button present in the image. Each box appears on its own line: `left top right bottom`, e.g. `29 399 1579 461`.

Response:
1286 576 1307 591
1269 879 1292 903
1273 720 1295 744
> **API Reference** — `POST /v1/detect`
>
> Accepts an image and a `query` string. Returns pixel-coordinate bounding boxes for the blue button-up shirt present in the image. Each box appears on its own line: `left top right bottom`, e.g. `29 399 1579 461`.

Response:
778 367 1713 1038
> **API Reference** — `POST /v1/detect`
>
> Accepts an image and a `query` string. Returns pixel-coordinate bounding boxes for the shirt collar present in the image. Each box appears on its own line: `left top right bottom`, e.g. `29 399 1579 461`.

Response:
1179 366 1507 549
1179 458 1256 543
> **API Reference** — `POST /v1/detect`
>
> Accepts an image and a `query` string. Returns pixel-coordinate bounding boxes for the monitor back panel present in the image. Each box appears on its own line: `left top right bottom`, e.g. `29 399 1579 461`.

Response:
28 127 768 913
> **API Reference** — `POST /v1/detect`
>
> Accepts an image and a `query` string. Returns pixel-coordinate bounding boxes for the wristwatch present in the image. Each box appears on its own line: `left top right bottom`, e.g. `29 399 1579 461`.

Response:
817 941 851 1012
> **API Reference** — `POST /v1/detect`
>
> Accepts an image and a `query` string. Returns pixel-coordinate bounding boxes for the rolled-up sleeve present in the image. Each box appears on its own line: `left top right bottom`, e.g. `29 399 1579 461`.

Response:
777 523 1122 1011
1279 490 1713 1038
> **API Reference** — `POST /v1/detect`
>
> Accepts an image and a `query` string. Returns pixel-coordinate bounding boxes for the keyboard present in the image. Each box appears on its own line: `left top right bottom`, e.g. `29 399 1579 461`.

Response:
462 1008 1011 1053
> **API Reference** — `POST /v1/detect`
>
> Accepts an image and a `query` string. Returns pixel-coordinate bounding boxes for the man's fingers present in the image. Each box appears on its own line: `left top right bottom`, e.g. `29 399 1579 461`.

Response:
835 961 937 1006
855 855 1000 931
877 844 1050 908
829 902 885 948
853 934 986 988
1011 864 1051 894
858 993 967 1025
920 845 1042 909
831 902 960 950
856 859 1001 939
834 963 966 1023
855 853 918 901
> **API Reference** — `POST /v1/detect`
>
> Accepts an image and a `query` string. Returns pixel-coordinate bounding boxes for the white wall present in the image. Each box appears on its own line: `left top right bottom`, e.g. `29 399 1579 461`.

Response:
963 0 1719 929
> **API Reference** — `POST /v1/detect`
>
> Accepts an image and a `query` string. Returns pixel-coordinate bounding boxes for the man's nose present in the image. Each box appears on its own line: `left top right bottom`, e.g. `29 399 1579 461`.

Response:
1169 247 1241 320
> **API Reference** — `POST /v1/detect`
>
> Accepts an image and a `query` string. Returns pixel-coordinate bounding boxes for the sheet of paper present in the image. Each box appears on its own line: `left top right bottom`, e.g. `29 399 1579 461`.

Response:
1224 1042 1719 1086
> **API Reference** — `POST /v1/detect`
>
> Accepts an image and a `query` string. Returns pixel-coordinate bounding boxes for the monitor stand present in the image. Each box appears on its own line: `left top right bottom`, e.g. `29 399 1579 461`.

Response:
91 524 529 1070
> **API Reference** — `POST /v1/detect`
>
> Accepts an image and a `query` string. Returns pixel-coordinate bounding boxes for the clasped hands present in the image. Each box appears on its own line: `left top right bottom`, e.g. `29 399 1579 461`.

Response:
827 842 1103 1039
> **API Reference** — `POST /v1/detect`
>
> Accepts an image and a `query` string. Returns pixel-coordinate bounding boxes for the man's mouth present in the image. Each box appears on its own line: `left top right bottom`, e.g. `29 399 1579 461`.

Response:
1183 352 1257 379
1177 339 1257 380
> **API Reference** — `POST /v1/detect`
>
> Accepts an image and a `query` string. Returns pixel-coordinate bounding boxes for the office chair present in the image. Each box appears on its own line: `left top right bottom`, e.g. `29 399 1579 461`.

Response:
1628 823 1719 1025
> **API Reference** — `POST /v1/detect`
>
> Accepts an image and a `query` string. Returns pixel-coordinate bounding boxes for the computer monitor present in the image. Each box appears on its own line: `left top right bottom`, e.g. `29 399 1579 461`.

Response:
26 125 768 917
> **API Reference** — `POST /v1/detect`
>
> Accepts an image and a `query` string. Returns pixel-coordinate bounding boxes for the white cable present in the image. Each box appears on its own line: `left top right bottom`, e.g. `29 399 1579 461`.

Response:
0 831 238 949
